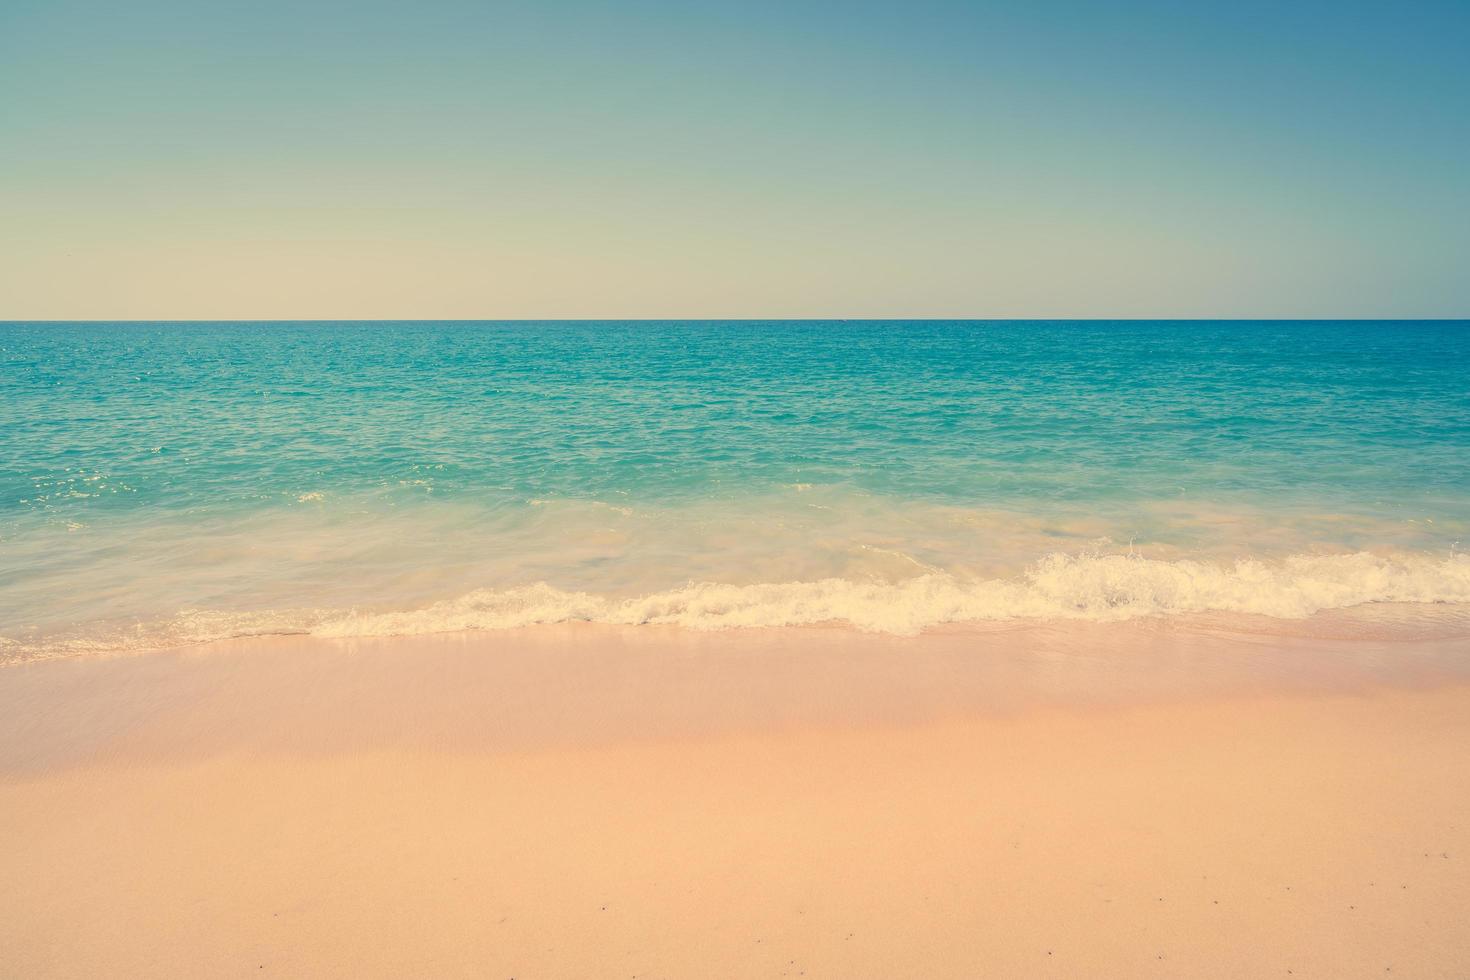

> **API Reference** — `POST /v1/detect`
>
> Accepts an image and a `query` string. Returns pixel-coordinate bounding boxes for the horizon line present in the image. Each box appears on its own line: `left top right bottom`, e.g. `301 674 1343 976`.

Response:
4 316 1469 324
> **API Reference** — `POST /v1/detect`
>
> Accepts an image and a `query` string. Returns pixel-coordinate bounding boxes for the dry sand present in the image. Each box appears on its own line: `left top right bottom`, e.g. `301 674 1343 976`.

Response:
2 617 1468 978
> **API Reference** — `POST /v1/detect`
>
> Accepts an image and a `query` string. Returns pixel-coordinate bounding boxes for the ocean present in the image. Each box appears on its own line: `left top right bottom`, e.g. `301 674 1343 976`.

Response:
3 320 1468 660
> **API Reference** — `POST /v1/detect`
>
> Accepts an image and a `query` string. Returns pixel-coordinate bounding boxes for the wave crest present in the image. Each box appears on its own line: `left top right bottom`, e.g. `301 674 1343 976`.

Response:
8 550 1469 663
313 551 1470 638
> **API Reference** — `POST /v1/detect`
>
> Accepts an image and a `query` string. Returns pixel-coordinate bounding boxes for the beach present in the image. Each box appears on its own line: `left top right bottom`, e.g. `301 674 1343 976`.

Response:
4 617 1468 978
6 0 1470 965
4 320 1469 976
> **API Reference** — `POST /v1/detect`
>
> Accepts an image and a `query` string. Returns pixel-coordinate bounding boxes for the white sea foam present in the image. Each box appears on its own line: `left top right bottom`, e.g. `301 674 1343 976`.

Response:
6 550 1468 663
310 551 1470 639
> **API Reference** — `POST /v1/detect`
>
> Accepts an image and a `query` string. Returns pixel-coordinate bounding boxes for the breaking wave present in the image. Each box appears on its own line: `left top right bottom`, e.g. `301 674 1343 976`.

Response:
311 551 1470 637
6 550 1469 663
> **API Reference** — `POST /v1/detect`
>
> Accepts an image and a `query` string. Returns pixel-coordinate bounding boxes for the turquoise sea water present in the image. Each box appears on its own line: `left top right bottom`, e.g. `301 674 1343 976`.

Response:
3 320 1469 659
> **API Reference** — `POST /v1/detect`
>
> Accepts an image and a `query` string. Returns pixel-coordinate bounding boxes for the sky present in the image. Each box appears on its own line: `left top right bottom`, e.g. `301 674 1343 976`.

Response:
1 0 1468 319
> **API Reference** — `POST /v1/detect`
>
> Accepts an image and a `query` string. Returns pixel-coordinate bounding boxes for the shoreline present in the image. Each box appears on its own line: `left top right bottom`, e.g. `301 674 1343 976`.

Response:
6 612 1470 771
8 549 1469 667
3 621 1469 976
7 594 1470 668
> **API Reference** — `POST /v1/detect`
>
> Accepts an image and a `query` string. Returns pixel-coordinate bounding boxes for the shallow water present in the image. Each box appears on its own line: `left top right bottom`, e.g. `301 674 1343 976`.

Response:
3 320 1469 659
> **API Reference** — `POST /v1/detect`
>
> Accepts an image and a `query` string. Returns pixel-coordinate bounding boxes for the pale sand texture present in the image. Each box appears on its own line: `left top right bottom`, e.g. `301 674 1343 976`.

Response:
2 618 1469 978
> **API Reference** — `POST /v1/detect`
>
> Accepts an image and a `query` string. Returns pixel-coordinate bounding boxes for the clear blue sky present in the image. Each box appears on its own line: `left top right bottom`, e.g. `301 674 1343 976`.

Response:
2 0 1467 317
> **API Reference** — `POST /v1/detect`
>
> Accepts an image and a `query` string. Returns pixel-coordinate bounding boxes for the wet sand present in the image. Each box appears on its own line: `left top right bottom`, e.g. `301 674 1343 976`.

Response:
2 618 1468 978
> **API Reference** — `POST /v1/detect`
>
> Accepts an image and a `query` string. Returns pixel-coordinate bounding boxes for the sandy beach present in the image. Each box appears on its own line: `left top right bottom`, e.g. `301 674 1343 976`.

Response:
7 0 1470 969
2 617 1468 979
